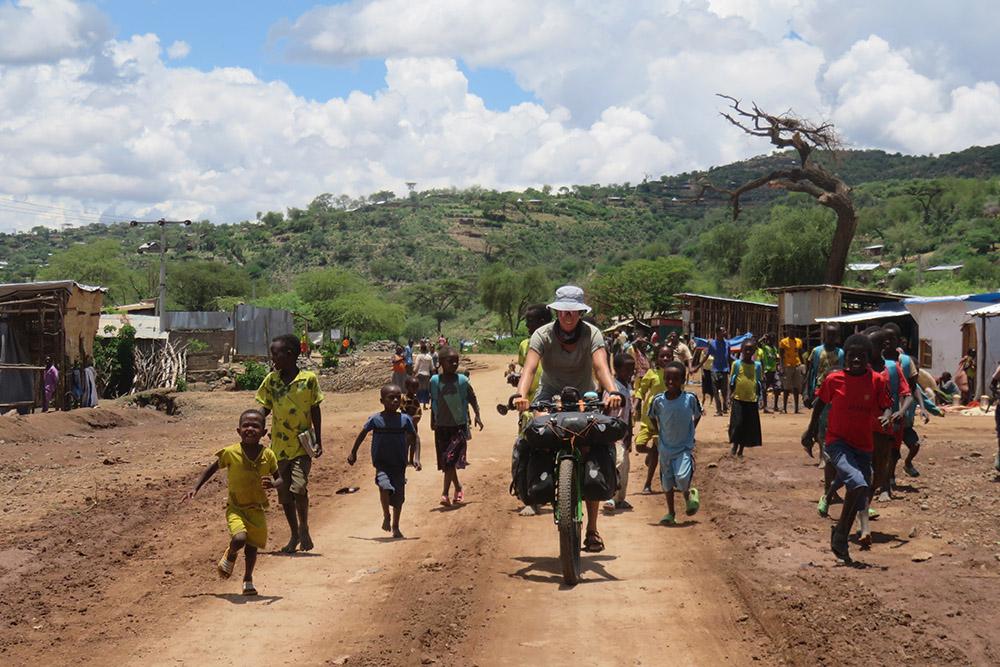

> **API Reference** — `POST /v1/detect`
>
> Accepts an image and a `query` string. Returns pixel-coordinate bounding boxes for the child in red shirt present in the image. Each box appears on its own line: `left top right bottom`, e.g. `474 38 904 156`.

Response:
802 334 895 564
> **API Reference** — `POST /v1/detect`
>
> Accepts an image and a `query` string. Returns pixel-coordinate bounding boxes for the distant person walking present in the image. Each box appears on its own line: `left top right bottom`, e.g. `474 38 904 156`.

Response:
42 357 58 412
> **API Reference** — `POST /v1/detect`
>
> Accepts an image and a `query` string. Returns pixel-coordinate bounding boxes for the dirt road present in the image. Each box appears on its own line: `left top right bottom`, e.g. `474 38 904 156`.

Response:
3 354 998 665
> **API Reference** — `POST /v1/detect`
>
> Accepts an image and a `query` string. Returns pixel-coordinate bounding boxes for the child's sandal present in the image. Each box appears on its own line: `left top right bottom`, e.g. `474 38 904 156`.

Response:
242 581 258 596
439 495 451 507
217 550 234 579
454 489 464 504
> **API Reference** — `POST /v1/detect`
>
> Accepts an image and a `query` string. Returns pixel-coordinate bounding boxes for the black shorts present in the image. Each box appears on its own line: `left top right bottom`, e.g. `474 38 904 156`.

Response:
376 467 406 507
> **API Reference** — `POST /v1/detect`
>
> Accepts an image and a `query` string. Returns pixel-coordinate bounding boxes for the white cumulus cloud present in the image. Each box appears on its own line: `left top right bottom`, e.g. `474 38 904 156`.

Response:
1 0 1000 233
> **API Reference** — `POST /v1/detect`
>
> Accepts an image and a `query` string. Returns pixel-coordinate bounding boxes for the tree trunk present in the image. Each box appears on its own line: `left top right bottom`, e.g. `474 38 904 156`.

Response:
824 208 858 285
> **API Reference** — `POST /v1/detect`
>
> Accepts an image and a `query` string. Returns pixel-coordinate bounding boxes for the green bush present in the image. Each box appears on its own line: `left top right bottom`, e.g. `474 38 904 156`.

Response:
175 378 188 392
235 360 270 390
93 324 136 397
320 341 341 368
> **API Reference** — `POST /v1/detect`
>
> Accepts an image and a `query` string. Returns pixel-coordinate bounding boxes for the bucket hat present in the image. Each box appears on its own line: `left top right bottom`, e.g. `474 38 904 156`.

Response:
547 285 592 313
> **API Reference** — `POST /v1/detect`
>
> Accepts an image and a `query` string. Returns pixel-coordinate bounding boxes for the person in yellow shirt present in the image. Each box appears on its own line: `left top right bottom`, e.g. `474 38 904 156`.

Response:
256 334 324 553
779 333 805 413
728 339 763 457
184 409 282 596
634 345 675 494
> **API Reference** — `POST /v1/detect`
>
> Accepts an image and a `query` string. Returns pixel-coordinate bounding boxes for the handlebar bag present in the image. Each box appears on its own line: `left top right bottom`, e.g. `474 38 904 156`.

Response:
523 412 627 450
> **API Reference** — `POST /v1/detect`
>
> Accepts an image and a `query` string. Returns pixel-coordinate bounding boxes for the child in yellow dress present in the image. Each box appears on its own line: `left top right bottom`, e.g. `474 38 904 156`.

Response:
185 409 282 595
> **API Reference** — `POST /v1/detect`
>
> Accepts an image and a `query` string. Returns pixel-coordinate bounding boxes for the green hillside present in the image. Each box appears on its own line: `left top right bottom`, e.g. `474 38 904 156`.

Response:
2 144 998 341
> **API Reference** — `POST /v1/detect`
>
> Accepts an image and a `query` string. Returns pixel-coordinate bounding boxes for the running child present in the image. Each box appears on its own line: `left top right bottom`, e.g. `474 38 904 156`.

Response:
728 339 763 457
348 384 420 538
634 344 675 494
649 361 702 525
402 375 424 458
255 333 323 553
805 324 844 498
881 322 927 480
603 352 636 512
184 409 281 596
802 334 894 563
708 327 731 416
430 346 483 506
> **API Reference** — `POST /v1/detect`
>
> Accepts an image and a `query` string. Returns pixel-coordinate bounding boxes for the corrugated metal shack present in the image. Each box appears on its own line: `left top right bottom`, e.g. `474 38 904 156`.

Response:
0 281 105 410
767 284 907 348
675 293 778 339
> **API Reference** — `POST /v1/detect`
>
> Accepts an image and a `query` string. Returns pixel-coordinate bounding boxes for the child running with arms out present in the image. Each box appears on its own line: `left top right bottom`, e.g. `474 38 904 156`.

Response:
184 409 281 596
649 361 703 525
430 347 483 506
603 352 636 512
802 334 895 563
348 384 421 538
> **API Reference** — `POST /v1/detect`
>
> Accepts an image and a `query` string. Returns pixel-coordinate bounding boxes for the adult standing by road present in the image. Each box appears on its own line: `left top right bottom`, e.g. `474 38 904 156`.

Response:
514 285 622 554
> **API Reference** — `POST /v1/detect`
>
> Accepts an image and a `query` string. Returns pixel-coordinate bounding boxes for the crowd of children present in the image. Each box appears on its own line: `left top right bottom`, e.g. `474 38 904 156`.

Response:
184 314 998 595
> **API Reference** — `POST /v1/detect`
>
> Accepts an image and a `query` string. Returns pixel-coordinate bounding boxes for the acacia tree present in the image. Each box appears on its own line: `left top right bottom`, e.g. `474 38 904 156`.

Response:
693 95 858 285
589 257 692 323
402 278 476 333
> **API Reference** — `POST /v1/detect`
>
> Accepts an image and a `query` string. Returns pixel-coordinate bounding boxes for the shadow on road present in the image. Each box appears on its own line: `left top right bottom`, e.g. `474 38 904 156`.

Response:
262 550 324 557
508 554 619 588
182 592 283 605
348 535 420 543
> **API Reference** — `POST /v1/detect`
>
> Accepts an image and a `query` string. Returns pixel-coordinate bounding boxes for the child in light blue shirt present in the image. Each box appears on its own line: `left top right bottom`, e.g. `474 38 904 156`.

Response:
649 361 703 525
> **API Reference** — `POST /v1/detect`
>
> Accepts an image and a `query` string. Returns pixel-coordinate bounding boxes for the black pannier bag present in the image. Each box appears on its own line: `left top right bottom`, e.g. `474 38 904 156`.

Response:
522 412 627 450
581 443 617 501
510 438 557 505
525 448 556 505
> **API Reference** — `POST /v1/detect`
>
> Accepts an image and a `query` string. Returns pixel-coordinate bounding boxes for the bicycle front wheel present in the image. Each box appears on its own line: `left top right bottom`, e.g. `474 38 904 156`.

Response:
557 456 581 585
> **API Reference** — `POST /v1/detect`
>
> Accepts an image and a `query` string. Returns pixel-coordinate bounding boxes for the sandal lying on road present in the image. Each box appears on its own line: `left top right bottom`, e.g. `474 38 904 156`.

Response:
583 530 605 552
217 550 234 579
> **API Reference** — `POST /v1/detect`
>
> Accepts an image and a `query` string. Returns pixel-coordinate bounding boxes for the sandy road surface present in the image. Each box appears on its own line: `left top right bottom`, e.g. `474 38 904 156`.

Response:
1 355 768 666
7 354 997 665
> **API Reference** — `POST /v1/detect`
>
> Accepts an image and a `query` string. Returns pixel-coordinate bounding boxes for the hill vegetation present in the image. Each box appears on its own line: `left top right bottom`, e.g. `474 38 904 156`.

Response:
2 144 998 342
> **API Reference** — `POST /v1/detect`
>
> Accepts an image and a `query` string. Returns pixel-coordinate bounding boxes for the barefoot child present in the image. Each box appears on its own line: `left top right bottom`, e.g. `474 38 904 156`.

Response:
184 409 281 596
348 384 420 538
802 334 894 563
728 339 763 457
649 361 702 525
603 352 636 512
430 346 483 506
255 333 323 553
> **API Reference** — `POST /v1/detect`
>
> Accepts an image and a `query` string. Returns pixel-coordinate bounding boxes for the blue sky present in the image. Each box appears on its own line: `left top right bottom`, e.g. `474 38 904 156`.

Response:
95 0 537 109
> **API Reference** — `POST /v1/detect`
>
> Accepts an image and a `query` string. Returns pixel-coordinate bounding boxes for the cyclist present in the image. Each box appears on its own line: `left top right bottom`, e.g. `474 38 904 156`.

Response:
514 285 622 553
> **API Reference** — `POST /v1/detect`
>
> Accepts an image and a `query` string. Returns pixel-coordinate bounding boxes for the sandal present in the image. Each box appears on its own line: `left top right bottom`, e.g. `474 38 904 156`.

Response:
439 495 451 507
583 530 605 552
242 580 258 596
217 549 234 579
685 488 700 516
659 513 676 525
453 489 464 504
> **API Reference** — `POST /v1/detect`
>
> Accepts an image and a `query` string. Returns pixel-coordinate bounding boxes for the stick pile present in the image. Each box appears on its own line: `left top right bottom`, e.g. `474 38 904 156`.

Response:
133 341 187 392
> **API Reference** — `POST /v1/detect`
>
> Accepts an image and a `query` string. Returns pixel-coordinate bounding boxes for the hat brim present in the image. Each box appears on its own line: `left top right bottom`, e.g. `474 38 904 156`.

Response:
547 301 592 313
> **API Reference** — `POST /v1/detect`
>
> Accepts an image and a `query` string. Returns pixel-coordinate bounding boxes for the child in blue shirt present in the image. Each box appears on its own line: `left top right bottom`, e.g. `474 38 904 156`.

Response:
348 384 421 538
649 361 703 525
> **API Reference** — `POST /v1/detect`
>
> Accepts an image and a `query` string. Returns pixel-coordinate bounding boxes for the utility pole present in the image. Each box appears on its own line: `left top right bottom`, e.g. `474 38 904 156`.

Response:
130 218 191 333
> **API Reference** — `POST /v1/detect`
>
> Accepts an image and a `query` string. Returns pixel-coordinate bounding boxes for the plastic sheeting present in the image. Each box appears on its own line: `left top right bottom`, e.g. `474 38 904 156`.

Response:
0 320 35 404
234 305 294 357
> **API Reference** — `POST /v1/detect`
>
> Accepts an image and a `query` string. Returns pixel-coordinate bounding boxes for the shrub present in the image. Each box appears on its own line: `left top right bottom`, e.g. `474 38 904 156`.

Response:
235 360 269 390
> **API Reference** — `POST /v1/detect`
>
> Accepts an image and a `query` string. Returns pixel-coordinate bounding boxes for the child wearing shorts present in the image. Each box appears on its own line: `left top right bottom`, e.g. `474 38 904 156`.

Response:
185 409 282 596
349 384 420 538
649 361 703 525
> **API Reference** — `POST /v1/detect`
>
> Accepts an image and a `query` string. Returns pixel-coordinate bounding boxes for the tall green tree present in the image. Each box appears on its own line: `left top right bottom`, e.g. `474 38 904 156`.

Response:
39 239 138 305
401 278 476 333
169 261 251 311
740 207 834 288
294 267 366 304
589 257 693 322
479 265 550 335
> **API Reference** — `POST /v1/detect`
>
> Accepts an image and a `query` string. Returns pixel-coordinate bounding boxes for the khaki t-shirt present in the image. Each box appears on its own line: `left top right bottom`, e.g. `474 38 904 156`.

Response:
529 321 605 395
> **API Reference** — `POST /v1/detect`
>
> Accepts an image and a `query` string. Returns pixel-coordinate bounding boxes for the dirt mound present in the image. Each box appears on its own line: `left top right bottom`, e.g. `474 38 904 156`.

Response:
362 339 396 352
0 405 153 446
320 354 492 393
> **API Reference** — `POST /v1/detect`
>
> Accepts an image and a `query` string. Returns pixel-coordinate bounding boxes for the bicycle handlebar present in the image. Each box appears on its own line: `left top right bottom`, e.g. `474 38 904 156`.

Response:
496 391 624 416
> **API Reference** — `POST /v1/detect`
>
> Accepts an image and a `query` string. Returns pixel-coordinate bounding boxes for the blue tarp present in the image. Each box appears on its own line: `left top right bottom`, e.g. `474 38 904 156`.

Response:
692 331 756 351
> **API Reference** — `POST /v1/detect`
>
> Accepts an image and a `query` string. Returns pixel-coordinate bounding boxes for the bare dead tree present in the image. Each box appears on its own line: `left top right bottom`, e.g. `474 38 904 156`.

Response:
690 95 857 285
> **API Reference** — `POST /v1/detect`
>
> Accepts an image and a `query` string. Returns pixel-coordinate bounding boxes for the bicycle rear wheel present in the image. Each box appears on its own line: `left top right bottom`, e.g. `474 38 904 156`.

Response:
557 456 581 585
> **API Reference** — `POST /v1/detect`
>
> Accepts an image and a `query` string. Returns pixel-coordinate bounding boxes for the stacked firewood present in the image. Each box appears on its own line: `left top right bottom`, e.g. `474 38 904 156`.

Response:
133 341 188 392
